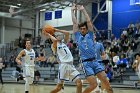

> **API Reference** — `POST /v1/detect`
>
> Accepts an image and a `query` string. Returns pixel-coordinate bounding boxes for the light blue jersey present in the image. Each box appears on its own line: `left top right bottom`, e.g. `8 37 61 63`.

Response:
94 42 104 61
74 31 104 76
74 31 96 60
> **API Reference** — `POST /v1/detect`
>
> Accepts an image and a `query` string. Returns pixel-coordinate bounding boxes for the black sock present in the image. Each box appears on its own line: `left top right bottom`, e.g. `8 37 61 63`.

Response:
25 91 29 93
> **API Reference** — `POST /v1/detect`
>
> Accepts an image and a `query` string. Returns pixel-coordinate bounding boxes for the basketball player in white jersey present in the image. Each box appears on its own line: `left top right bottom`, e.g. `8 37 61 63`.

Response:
16 39 35 93
43 29 82 93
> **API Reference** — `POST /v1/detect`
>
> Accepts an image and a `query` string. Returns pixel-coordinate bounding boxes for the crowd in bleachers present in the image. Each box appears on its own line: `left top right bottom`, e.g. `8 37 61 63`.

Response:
0 21 140 83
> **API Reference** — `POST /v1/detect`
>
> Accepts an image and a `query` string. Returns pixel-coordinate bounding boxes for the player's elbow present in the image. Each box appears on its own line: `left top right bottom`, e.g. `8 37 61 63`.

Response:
15 58 19 63
53 39 58 43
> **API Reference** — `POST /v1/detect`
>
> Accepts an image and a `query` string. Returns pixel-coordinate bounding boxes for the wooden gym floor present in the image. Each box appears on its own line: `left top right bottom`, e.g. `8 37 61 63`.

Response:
0 84 140 93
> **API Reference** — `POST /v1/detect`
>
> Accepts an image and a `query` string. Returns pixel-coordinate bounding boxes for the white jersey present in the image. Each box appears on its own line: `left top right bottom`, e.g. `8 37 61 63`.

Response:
57 42 73 63
22 49 35 67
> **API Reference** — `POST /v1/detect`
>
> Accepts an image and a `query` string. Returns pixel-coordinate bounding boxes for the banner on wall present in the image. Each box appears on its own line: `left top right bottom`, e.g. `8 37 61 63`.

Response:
130 0 140 5
55 10 62 19
45 12 52 20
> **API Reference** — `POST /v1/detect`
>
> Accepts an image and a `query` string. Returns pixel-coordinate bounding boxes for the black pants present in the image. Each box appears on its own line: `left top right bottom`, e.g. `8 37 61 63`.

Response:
0 69 3 84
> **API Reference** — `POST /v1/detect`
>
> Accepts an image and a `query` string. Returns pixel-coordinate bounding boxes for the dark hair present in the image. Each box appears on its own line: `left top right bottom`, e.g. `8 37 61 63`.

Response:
78 21 88 29
134 53 140 58
22 39 31 49
40 53 44 57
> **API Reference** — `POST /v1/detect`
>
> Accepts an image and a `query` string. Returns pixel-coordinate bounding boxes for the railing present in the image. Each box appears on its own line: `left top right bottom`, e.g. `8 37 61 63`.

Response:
0 42 15 57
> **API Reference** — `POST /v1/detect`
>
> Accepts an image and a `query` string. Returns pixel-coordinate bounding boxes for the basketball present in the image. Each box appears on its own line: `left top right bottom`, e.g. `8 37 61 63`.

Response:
42 25 55 35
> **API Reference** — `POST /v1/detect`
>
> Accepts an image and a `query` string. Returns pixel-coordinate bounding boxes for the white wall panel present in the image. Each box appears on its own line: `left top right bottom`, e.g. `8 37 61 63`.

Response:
5 18 20 27
4 27 20 43
22 20 33 28
40 7 74 27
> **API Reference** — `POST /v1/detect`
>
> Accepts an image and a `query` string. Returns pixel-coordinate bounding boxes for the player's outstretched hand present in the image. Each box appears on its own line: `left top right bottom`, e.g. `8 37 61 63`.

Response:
71 3 77 11
77 5 85 11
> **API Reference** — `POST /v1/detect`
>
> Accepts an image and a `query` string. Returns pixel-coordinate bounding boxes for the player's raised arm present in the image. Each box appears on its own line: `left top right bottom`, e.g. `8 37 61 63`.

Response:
71 4 79 33
78 5 94 32
16 50 25 65
45 32 57 49
55 29 69 43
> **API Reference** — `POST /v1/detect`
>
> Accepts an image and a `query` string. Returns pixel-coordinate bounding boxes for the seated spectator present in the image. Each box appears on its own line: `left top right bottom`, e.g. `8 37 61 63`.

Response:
116 54 128 73
38 53 46 67
9 55 17 67
102 53 110 65
46 54 57 71
34 69 40 84
67 40 74 53
122 29 128 36
38 45 46 67
126 47 133 66
2 56 8 69
104 63 113 82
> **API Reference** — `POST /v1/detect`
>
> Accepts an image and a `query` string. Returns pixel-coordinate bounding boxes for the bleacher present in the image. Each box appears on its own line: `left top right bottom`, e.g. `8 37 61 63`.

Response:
2 64 59 83
1 65 139 86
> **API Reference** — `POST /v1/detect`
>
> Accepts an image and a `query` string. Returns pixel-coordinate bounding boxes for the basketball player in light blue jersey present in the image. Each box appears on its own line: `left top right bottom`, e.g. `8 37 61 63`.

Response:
93 35 106 64
16 39 35 93
71 4 113 93
43 28 82 93
93 34 107 93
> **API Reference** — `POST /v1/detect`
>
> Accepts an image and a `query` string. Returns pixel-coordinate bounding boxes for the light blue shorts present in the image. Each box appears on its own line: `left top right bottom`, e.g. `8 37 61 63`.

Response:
82 60 104 77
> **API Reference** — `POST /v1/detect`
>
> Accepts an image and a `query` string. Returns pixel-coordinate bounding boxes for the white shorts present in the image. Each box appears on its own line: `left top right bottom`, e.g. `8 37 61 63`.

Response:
58 63 80 82
23 66 34 78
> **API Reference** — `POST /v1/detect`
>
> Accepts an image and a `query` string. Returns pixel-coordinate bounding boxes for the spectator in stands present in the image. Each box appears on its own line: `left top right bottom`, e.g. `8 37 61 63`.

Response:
39 45 46 56
123 38 129 52
134 21 140 37
132 53 140 88
126 47 133 66
104 63 113 82
135 20 140 30
128 22 135 30
67 40 73 53
128 27 134 37
116 54 128 74
105 45 111 56
72 42 79 57
46 54 57 71
32 47 39 65
34 69 40 84
38 45 46 67
122 29 128 36
18 36 23 48
0 57 4 85
9 55 17 67
2 56 8 69
111 34 115 41
38 53 46 67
